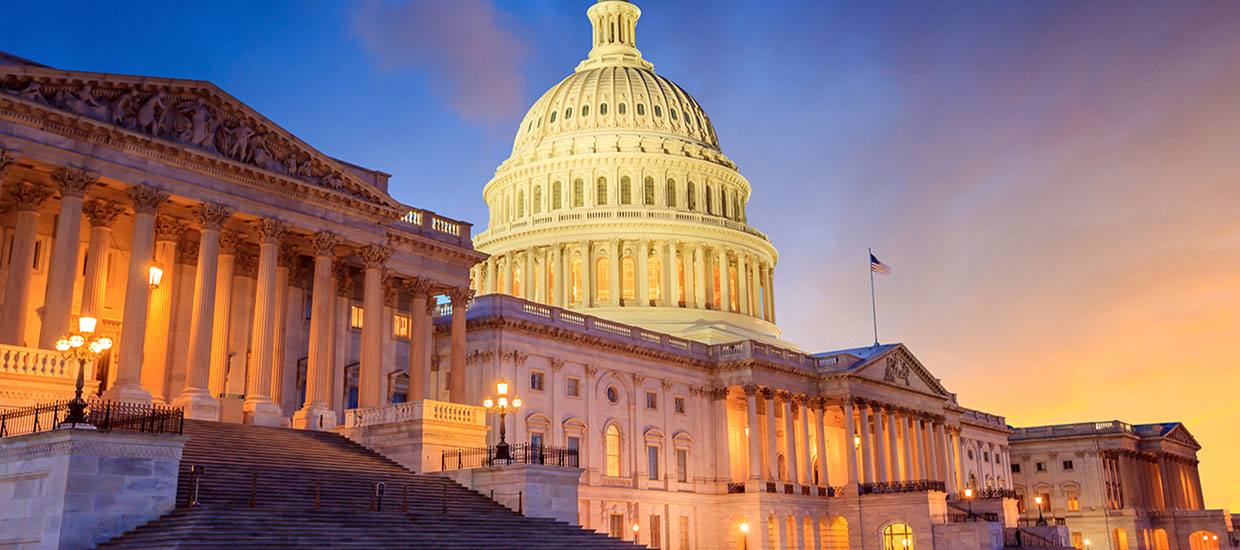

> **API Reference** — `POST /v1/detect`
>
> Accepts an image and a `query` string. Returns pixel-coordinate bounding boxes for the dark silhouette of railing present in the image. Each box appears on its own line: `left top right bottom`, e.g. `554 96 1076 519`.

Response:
0 398 183 438
441 443 578 471
859 480 946 495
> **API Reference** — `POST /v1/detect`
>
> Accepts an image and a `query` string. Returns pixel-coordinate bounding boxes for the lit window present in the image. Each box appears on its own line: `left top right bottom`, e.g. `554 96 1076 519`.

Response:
512 266 522 298
882 523 914 550
674 397 685 414
676 257 685 304
596 177 608 205
1038 493 1051 511
712 264 721 309
596 257 610 302
530 371 544 391
552 181 562 210
606 425 621 476
567 377 580 397
643 176 655 206
393 313 411 338
350 305 364 328
533 186 542 214
1067 491 1080 511
728 266 738 312
677 449 688 482
648 445 659 480
646 391 658 410
648 255 661 302
574 179 584 207
621 256 636 301
571 257 583 303
649 514 661 548
620 176 632 205
665 178 676 207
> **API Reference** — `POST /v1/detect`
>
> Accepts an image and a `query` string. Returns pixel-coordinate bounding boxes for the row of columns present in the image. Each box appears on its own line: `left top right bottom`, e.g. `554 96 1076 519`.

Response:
739 385 829 491
474 240 776 323
0 162 476 428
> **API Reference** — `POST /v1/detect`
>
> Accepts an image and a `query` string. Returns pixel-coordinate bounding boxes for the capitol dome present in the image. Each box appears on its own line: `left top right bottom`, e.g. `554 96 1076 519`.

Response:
472 0 781 344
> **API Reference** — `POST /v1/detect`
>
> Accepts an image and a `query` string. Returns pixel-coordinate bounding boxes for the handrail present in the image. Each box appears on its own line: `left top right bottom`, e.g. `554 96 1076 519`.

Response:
0 398 183 438
441 443 579 471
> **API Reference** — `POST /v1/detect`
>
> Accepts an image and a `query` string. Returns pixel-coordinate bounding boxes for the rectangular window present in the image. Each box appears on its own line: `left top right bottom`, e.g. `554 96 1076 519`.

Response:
1038 492 1051 511
531 433 544 448
646 391 658 410
1062 460 1074 471
567 436 579 451
649 514 661 549
1067 491 1080 511
349 304 364 328
1017 493 1026 513
674 397 685 414
1072 533 1084 550
678 516 689 550
1011 463 1021 474
393 313 411 338
648 445 660 480
530 371 545 391
566 377 580 397
677 449 688 483
609 514 624 538
1036 461 1047 472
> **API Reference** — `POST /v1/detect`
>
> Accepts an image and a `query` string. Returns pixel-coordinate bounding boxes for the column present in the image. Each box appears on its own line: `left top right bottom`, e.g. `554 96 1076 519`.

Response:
692 243 706 309
405 277 432 401
781 393 800 487
636 238 649 306
501 253 514 295
141 215 187 404
38 168 96 348
447 287 473 403
683 242 696 308
207 232 239 397
767 267 776 323
858 402 874 485
760 262 772 322
762 388 778 481
712 388 732 483
932 421 946 483
888 408 904 482
945 427 959 494
663 240 676 307
750 259 761 318
356 244 392 409
1190 462 1205 510
556 244 568 307
269 247 294 412
813 399 829 488
743 385 762 482
172 203 233 420
579 240 591 306
294 232 340 429
486 256 497 294
241 219 289 424
0 183 52 345
843 398 860 491
901 410 915 481
872 406 888 483
796 396 812 486
80 200 123 319
105 185 169 403
736 252 749 316
608 238 620 307
717 248 731 311
913 415 928 480
525 247 535 300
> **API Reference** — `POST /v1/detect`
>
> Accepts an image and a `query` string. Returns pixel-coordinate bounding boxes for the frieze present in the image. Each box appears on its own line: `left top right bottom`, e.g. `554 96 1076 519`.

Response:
0 76 394 207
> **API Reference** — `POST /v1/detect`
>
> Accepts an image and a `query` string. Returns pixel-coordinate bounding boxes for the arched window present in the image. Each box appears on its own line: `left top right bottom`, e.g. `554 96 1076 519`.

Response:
605 425 622 477
517 190 526 218
712 263 721 309
620 176 632 205
882 524 914 550
720 190 728 218
1113 529 1129 550
636 103 646 116
552 181 562 210
574 178 584 207
665 179 676 207
621 256 636 302
728 266 738 312
1153 530 1169 550
571 257 583 303
565 106 573 119
1189 531 1219 550
670 108 678 121
581 104 590 117
596 177 608 206
550 111 557 123
733 190 741 219
600 103 608 115
596 256 610 302
687 182 696 210
676 256 685 304
532 186 542 214
618 103 627 115
648 255 661 303
643 177 655 206
653 104 662 117
706 185 714 214
512 266 523 298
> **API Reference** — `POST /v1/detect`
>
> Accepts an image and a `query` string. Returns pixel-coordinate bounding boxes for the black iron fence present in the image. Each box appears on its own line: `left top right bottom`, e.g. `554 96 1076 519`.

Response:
943 512 1000 523
441 443 578 471
1017 517 1067 527
859 480 946 495
0 399 183 438
1005 529 1059 547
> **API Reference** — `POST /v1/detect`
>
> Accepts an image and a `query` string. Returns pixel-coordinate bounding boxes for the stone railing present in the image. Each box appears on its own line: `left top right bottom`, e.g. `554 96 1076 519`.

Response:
477 206 772 245
1010 420 1133 440
394 207 473 248
0 343 81 380
960 408 1008 430
343 399 486 429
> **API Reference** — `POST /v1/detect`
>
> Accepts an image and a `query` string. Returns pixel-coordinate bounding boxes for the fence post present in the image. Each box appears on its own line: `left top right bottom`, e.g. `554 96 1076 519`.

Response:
518 490 523 515
250 472 257 507
442 480 447 514
104 401 112 429
489 490 494 514
369 482 376 512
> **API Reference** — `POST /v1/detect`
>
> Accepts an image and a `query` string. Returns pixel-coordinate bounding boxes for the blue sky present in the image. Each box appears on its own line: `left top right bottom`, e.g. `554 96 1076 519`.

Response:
6 1 1240 508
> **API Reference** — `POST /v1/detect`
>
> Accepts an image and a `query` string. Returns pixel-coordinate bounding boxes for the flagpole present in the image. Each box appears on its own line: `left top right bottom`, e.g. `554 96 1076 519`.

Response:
869 247 878 346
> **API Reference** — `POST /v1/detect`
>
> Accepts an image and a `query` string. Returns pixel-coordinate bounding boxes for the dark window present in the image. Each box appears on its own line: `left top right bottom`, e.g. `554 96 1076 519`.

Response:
600 103 608 115
1062 460 1074 471
1011 463 1021 474
646 391 658 410
674 397 685 414
566 377 580 397
636 103 645 116
648 446 660 480
607 386 619 403
531 433 543 448
1036 462 1047 472
567 436 580 451
677 449 688 482
530 372 544 391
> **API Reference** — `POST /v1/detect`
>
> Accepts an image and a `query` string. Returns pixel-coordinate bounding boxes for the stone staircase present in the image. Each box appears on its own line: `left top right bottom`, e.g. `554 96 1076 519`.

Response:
95 419 643 549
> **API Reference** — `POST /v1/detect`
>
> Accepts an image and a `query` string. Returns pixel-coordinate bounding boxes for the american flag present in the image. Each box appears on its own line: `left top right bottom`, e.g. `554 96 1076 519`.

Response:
870 253 891 275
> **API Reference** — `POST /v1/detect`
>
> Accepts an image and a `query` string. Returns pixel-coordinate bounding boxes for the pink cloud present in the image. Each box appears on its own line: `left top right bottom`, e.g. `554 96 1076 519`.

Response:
352 0 527 125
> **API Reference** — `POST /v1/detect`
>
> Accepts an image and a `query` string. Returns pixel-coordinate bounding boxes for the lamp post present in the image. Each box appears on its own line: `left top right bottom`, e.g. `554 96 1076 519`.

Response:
963 487 976 521
1034 494 1047 526
482 378 522 461
55 316 113 426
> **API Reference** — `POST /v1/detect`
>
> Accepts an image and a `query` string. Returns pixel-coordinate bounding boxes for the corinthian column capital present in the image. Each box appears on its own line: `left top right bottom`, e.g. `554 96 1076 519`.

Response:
51 166 99 198
84 199 124 227
10 182 53 212
195 202 233 230
357 244 393 268
254 218 290 244
154 215 189 242
404 276 434 297
126 185 169 215
0 148 16 177
218 231 242 256
448 287 475 307
309 231 341 257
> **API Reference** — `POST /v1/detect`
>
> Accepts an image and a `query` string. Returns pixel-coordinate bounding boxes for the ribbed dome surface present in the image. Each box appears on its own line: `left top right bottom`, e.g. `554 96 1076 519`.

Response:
512 66 720 154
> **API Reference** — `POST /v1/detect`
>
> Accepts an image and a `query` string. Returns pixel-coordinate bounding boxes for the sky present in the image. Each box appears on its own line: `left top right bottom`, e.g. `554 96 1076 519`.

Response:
4 0 1239 509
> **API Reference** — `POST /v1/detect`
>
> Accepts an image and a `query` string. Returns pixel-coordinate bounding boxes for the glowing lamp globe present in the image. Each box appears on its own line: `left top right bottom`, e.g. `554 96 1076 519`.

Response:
739 523 749 533
483 396 494 409
148 264 164 288
512 397 522 409
78 316 98 334
496 380 509 396
964 488 973 498
68 335 85 348
498 396 508 408
97 337 113 350
632 524 639 533
55 338 70 352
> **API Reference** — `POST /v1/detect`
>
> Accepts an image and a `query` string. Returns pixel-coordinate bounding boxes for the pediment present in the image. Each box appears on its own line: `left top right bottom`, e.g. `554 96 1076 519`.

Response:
0 66 398 209
849 345 950 397
1162 424 1200 449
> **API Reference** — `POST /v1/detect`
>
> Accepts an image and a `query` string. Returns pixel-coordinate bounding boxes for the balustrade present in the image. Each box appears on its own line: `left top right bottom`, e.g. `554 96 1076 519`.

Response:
0 343 80 379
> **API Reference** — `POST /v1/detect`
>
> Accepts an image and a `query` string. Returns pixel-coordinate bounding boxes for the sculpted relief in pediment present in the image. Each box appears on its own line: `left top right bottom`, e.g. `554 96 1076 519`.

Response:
1 78 385 205
883 357 912 386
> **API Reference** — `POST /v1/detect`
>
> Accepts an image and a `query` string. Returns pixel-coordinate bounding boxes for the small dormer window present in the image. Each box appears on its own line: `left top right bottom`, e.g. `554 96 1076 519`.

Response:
618 103 627 115
565 107 573 119
581 104 590 117
653 105 662 117
636 103 646 116
550 111 557 123
600 103 608 115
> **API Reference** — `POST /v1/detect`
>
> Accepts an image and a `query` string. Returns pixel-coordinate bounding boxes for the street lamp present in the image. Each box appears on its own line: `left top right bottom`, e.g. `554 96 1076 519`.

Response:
55 316 112 425
148 263 164 289
1034 494 1047 526
963 487 976 521
482 378 522 461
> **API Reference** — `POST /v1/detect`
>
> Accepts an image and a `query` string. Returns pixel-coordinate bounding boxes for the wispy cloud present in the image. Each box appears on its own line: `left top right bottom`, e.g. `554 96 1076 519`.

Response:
352 0 527 125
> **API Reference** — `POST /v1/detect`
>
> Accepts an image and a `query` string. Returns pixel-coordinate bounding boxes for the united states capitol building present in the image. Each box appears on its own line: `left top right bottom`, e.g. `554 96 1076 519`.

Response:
0 2 1234 549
